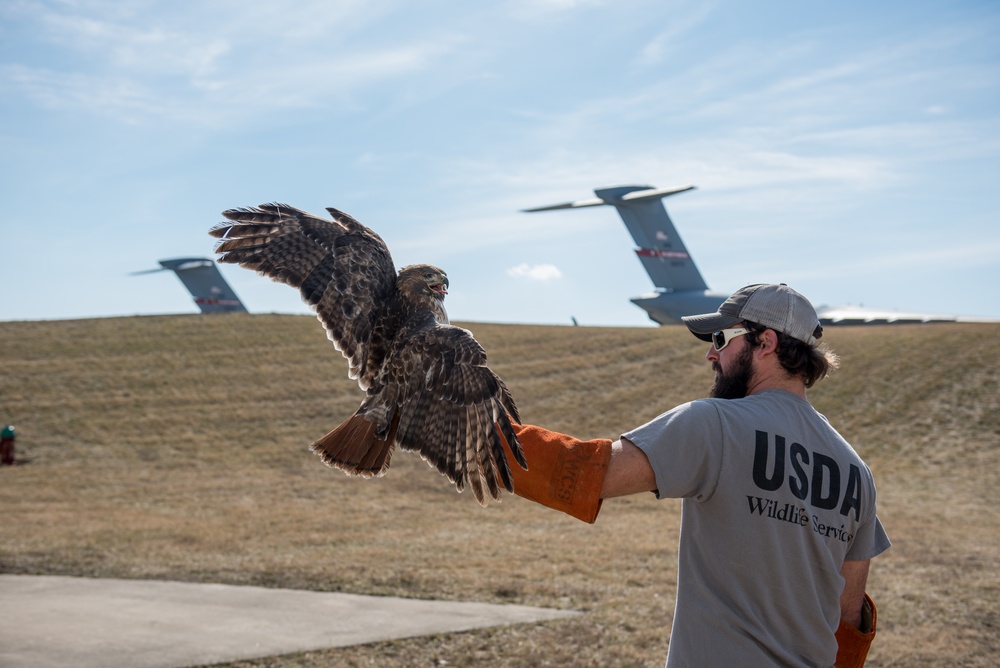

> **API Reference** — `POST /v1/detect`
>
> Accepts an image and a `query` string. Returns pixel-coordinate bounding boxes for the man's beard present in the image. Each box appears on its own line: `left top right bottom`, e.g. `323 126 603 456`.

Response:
710 343 755 399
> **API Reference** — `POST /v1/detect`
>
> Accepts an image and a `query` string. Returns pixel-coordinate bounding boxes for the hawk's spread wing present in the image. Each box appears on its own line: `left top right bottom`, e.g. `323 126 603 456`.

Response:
210 203 525 506
210 203 395 390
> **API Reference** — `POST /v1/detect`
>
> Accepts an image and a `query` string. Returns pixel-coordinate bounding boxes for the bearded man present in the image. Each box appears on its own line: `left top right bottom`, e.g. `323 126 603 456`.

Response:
504 283 890 668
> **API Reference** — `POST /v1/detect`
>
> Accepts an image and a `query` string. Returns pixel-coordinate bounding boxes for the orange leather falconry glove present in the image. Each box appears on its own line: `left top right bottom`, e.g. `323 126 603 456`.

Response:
498 423 612 524
835 593 877 668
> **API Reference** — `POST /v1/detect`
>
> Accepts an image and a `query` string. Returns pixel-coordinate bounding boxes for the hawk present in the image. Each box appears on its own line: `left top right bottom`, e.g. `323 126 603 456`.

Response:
210 203 526 505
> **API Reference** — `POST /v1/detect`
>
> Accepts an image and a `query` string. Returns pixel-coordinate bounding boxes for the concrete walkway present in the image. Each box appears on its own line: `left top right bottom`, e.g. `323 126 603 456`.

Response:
0 574 579 668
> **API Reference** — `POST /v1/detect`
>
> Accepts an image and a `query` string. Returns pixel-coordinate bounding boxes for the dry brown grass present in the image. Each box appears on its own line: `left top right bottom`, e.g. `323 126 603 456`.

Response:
1 315 997 667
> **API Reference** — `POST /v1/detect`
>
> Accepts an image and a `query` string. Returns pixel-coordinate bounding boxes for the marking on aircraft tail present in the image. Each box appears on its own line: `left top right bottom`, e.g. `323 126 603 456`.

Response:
194 298 244 307
636 248 690 260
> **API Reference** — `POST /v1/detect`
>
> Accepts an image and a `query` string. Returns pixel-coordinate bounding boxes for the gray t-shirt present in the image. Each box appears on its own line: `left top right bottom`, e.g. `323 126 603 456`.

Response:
623 389 890 668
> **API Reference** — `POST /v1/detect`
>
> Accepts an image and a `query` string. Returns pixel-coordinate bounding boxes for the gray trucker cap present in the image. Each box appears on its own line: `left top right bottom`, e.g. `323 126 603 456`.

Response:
682 283 823 345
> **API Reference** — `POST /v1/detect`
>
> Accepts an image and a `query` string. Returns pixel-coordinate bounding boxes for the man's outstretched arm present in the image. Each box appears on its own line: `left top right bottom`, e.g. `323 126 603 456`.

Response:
497 428 654 521
601 438 657 499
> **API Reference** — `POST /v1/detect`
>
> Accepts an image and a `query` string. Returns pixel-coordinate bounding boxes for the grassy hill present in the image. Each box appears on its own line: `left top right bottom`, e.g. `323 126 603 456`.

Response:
1 314 997 667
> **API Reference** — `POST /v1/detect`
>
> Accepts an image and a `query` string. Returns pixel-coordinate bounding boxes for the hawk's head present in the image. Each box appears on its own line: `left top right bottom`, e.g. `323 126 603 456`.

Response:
398 264 449 304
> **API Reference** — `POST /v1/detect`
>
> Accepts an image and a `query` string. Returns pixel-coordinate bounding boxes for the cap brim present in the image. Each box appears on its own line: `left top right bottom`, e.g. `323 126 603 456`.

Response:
681 312 743 342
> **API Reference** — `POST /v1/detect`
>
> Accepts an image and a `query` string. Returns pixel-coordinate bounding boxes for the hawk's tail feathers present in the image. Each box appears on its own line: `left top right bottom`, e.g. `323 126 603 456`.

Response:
310 414 395 478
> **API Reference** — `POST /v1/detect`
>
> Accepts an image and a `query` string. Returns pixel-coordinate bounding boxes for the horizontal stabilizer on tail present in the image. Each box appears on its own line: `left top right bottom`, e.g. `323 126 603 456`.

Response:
521 185 695 213
521 198 606 212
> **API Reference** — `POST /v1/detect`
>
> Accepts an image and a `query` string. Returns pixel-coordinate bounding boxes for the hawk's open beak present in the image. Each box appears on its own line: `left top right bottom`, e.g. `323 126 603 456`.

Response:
431 276 449 295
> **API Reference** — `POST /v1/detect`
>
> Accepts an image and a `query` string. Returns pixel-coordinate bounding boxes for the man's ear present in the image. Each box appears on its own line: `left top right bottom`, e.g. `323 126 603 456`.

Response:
757 328 779 356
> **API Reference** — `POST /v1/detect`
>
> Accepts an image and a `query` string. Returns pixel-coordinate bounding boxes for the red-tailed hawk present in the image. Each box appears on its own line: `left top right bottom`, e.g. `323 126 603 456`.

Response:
210 203 526 505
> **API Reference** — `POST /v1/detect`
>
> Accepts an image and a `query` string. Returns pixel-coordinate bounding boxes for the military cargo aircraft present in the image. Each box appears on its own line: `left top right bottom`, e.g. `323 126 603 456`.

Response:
525 184 998 326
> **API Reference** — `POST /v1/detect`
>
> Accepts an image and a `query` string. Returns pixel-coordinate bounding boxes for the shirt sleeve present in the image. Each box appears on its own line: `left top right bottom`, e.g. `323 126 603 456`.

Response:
846 513 892 560
623 400 724 502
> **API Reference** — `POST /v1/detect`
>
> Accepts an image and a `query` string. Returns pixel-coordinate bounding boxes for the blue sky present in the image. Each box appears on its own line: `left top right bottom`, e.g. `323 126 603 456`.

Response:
2 0 998 327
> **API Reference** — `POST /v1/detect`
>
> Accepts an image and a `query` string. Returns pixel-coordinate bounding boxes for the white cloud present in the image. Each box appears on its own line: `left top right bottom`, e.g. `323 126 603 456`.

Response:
507 263 563 281
633 5 715 68
0 0 462 126
508 0 605 18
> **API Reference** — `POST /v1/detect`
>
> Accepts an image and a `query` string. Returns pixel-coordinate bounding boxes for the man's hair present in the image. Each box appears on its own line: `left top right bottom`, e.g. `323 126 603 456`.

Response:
744 321 840 388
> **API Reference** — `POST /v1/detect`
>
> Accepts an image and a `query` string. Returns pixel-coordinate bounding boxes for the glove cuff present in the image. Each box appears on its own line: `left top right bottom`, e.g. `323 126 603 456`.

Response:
835 593 877 668
501 423 612 524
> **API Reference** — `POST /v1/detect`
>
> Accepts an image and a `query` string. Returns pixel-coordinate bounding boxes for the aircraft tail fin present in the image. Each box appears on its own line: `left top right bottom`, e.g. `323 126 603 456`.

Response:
133 257 247 313
525 184 708 293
